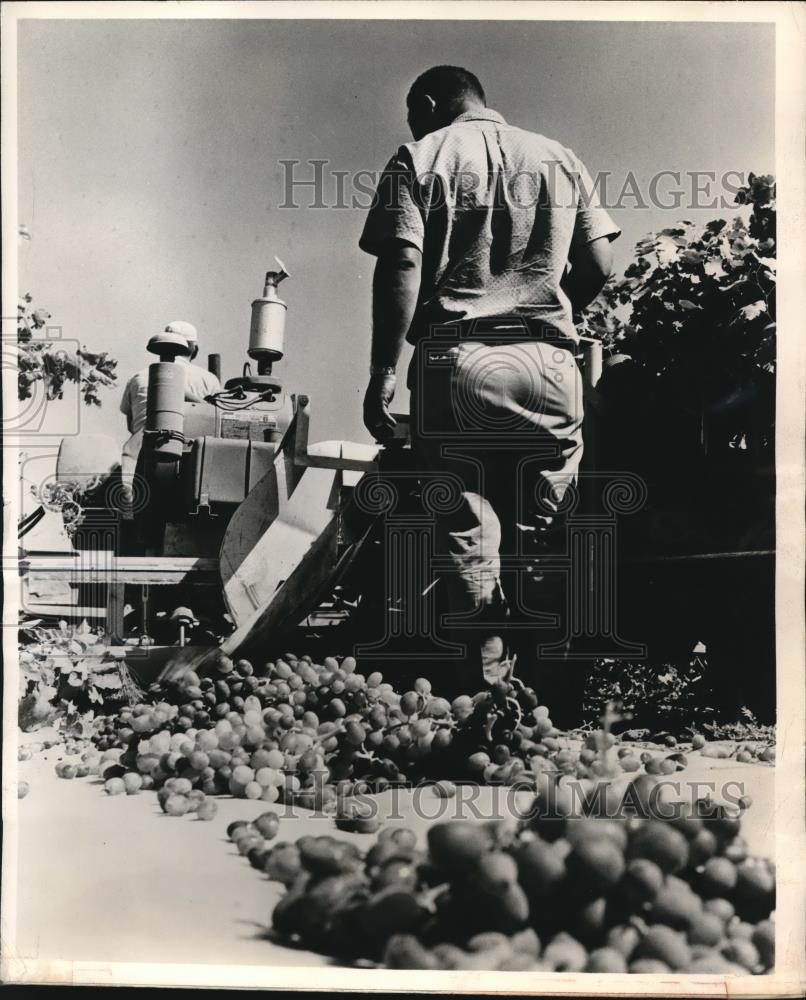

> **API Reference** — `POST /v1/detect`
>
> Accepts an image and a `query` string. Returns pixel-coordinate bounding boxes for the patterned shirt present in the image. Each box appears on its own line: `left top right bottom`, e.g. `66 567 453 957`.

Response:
360 108 620 345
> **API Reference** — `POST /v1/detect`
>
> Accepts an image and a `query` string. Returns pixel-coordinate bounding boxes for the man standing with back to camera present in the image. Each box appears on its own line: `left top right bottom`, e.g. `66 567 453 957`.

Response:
360 66 620 695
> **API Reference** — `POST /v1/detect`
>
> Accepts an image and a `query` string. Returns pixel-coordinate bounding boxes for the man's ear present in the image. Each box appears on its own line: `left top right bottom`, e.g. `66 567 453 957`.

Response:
411 92 436 117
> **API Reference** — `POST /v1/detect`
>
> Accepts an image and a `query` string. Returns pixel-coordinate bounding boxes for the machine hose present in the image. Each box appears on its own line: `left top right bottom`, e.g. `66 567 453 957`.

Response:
18 505 45 538
204 388 276 412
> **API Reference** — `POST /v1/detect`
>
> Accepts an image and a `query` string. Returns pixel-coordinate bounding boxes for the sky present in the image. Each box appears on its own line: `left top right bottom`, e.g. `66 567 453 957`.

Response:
17 16 775 450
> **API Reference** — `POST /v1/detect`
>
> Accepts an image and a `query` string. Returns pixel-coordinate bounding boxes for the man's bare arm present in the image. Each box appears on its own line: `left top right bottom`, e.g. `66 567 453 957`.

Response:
363 241 422 440
120 390 135 434
370 242 422 369
563 235 614 312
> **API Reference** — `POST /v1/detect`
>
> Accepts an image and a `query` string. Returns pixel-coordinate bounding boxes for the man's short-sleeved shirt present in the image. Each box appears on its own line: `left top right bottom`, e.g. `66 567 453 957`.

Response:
120 358 221 434
359 109 620 346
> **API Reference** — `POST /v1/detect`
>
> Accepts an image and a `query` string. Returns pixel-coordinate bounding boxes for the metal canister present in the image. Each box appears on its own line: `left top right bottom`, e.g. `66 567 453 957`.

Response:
249 292 287 363
248 260 289 365
146 361 185 461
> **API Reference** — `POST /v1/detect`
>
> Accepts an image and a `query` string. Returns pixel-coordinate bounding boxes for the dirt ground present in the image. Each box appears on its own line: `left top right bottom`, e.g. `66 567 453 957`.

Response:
10 731 774 972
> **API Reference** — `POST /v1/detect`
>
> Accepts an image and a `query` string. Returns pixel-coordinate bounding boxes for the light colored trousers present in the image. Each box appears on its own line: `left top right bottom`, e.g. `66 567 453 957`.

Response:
410 339 584 664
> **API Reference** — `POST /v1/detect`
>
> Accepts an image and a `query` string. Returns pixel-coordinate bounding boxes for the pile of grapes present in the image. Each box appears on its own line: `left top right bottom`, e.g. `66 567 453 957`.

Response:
696 737 776 764
227 785 774 974
74 652 687 807
37 647 776 976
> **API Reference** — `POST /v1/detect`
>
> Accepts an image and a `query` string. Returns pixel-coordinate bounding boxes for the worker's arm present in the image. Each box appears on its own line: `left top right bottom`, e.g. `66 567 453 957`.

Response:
363 241 422 440
120 383 135 434
563 234 614 313
184 369 221 405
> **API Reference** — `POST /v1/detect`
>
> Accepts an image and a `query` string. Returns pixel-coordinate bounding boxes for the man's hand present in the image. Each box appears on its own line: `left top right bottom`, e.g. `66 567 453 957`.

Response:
363 371 397 441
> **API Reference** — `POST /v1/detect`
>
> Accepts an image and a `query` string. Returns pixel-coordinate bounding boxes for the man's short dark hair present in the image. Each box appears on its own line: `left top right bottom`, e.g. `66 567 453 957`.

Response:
408 66 486 108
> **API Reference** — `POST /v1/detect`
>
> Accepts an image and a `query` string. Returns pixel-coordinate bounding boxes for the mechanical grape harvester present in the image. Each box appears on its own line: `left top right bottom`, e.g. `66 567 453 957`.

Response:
19 263 395 676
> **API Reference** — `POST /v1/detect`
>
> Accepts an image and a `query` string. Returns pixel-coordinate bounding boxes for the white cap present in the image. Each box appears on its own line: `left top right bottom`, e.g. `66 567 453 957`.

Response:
165 320 197 343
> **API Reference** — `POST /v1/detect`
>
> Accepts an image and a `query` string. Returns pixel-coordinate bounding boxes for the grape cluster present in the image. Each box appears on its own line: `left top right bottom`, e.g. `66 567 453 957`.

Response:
234 785 774 973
